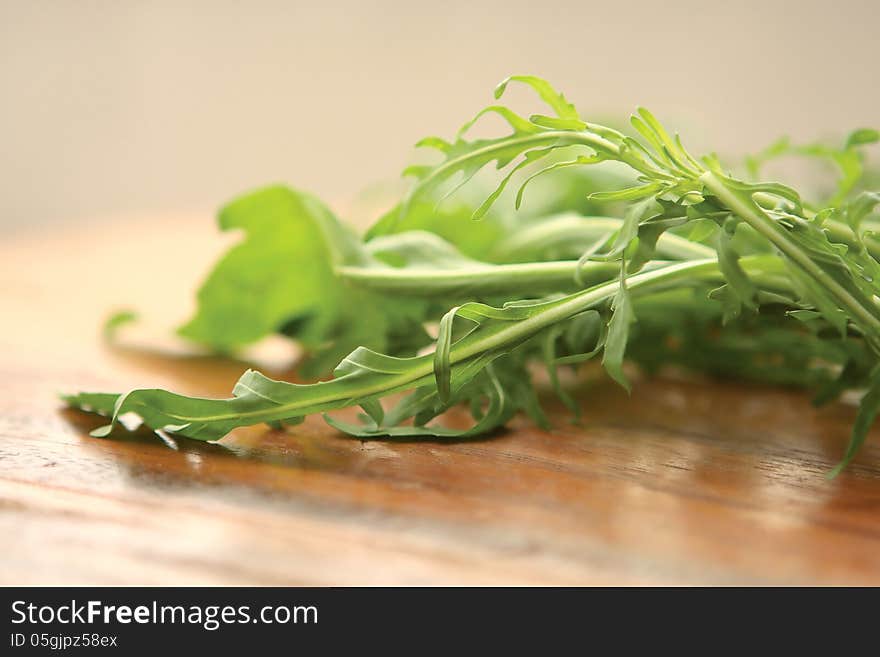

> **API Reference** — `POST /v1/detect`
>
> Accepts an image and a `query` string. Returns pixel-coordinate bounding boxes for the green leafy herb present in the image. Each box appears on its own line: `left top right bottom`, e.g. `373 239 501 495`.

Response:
65 76 880 474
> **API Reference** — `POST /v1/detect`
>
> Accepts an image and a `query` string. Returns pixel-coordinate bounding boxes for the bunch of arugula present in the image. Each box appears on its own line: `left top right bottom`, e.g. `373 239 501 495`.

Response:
66 76 880 474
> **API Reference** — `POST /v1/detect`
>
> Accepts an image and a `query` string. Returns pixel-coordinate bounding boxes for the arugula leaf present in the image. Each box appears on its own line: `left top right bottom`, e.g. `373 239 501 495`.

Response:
65 258 743 441
829 367 880 477
175 185 427 375
602 266 635 391
178 185 360 351
65 75 880 475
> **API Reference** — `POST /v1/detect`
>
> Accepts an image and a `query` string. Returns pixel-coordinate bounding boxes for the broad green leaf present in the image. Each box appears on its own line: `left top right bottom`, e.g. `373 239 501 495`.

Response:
175 186 426 376
178 186 359 351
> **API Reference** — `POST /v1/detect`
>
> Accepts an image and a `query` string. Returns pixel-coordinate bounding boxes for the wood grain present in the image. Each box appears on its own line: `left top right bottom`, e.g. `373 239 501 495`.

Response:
2 216 880 585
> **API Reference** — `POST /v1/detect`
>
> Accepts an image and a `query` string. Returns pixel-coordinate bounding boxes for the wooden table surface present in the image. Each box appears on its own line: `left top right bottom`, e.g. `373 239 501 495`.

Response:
3 215 880 585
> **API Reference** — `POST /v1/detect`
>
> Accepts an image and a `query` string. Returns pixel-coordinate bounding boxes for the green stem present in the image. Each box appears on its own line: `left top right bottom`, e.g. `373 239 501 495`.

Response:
339 260 624 296
421 130 667 192
344 217 716 297
489 215 715 263
172 255 785 426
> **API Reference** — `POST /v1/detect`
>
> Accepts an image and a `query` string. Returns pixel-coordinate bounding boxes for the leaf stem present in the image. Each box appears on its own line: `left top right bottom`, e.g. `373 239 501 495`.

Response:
163 255 785 427
701 171 880 336
339 260 623 296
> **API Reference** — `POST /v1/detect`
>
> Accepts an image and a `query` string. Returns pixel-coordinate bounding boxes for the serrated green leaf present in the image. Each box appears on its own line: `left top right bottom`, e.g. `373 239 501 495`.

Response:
716 225 758 313
494 75 580 121
829 367 880 477
602 266 635 391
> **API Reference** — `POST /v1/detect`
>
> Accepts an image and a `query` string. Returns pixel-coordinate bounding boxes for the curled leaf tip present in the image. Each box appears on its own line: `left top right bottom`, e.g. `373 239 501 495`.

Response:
90 425 113 438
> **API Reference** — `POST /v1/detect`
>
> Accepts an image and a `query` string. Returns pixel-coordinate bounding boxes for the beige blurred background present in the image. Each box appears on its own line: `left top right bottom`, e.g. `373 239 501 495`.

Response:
2 0 878 234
